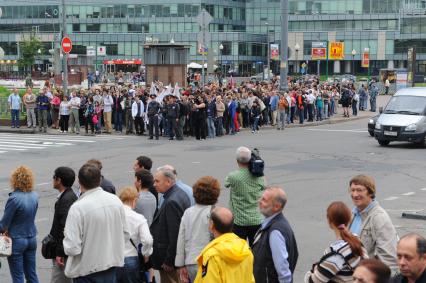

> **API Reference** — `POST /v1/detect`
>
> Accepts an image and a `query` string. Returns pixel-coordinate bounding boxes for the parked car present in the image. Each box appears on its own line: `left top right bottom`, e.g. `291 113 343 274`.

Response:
374 87 426 146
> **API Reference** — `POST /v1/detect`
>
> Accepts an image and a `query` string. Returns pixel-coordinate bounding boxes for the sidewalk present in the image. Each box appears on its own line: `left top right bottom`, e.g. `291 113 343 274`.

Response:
0 96 390 135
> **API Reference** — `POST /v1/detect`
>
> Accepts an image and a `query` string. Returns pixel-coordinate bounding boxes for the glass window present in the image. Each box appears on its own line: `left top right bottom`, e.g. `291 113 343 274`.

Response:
386 40 394 54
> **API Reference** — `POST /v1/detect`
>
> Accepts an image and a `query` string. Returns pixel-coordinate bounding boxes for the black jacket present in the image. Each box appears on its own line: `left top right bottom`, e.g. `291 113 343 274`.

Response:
391 269 426 283
150 185 191 269
101 176 116 194
49 188 78 257
252 213 299 283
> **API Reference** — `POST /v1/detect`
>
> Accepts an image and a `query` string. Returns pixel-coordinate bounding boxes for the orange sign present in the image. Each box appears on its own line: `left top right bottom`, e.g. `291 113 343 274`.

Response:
328 42 344 60
361 52 369 68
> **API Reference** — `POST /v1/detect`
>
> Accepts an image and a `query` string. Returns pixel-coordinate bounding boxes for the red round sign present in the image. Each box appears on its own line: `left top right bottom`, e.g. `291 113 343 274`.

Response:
61 37 72 54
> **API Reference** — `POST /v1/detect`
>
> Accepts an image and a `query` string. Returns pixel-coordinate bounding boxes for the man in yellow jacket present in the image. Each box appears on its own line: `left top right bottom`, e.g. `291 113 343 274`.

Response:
194 207 255 283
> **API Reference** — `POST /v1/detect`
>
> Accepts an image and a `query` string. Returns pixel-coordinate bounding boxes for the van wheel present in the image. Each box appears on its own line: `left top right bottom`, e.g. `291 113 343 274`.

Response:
414 136 426 146
368 130 374 137
378 140 390 146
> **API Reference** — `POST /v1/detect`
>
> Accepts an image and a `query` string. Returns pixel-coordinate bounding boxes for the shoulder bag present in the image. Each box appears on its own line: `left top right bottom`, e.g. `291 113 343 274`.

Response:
0 233 12 257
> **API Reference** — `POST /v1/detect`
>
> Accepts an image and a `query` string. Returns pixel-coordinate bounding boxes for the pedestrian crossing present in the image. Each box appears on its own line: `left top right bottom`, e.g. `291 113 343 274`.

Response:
0 133 126 155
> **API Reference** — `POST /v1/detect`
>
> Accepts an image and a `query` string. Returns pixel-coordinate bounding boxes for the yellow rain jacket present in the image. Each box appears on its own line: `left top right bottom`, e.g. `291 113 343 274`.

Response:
194 233 255 283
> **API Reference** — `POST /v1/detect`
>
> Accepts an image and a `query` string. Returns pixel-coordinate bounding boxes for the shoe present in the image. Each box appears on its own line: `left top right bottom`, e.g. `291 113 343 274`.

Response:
76 132 79 135
149 137 153 140
252 130 255 133
61 131 64 133
11 126 15 128
17 126 20 128
169 137 174 140
155 137 159 140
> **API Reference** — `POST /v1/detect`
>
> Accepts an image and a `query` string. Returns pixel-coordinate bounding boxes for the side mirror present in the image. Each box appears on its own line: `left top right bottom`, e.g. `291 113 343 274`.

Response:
379 107 383 114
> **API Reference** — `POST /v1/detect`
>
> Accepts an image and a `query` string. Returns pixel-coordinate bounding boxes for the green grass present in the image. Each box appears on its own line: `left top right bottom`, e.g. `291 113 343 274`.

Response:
415 83 426 87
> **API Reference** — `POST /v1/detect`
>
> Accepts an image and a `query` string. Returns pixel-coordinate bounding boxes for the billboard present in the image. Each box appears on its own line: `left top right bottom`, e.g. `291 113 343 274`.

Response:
329 42 344 60
271 44 279 61
311 42 327 60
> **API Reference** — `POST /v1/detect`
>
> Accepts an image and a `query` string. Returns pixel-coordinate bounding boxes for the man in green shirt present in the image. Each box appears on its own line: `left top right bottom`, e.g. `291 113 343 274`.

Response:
225 146 265 245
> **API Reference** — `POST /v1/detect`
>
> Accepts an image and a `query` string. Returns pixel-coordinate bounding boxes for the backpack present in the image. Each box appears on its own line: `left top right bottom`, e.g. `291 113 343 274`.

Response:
248 148 265 177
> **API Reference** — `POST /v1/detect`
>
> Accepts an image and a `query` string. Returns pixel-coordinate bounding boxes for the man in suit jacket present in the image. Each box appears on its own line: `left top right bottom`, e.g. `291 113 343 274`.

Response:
150 166 191 283
50 166 78 283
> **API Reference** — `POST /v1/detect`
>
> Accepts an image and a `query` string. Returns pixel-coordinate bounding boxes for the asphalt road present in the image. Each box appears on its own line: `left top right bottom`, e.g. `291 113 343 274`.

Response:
0 115 425 282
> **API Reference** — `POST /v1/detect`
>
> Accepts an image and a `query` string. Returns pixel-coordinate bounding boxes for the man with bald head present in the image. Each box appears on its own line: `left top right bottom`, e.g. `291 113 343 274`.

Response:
252 187 298 283
392 233 426 283
150 166 191 283
194 207 255 283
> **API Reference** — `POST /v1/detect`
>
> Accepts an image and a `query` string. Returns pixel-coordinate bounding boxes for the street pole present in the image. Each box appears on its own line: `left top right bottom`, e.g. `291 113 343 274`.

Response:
326 40 329 79
352 55 355 76
279 0 288 91
61 0 68 95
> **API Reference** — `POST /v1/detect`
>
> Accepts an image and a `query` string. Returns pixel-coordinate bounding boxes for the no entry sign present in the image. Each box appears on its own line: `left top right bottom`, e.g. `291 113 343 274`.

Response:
61 37 72 54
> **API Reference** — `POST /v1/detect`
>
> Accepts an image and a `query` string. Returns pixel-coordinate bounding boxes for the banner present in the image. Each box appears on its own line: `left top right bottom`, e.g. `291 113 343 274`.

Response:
311 48 326 60
396 72 408 91
329 42 344 60
97 46 106 56
271 44 279 61
361 51 369 68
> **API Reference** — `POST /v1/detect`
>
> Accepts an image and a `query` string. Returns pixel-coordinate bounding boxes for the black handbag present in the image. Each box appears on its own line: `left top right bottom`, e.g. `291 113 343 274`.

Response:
130 239 151 273
41 234 56 259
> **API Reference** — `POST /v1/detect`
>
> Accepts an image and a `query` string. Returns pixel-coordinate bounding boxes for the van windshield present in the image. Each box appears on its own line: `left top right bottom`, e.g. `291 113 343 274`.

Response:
384 95 426 115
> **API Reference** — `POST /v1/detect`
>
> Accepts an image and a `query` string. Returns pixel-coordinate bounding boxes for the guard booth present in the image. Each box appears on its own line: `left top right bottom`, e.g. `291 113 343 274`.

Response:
143 43 189 86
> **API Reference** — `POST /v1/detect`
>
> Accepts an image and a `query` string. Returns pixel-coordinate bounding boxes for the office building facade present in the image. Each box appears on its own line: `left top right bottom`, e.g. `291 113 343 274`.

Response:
0 0 425 76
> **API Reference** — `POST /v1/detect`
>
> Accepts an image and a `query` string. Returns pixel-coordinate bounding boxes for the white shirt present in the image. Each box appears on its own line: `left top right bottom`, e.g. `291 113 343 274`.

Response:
103 95 113 112
132 101 145 118
123 205 153 257
69 96 81 109
63 187 129 278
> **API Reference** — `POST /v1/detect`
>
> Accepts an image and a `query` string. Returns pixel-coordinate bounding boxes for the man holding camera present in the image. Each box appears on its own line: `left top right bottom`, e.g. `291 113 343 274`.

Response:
225 146 265 246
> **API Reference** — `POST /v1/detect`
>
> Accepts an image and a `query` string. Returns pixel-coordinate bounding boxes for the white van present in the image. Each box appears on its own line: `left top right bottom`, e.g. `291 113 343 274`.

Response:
374 87 426 146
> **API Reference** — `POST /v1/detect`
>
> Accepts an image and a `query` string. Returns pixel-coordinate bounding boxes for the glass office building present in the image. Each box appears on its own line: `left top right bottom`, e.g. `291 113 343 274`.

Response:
0 0 425 76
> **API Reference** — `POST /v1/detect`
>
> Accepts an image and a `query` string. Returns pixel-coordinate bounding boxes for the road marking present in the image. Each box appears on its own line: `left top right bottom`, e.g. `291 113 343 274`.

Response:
0 141 58 148
0 144 43 149
0 138 72 146
402 192 415 196
0 151 7 153
36 182 50 186
0 147 27 151
385 196 399 201
421 188 426 191
306 129 367 133
35 218 49 223
192 161 201 164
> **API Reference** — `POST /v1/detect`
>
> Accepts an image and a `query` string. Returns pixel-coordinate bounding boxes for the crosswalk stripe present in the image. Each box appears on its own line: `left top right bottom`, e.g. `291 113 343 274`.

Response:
0 139 72 146
0 133 124 140
0 141 63 147
0 151 7 153
0 136 95 143
0 144 48 149
0 146 27 151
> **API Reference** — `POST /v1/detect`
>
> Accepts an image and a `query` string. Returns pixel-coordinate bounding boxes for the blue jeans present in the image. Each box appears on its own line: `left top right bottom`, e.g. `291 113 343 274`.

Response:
114 112 123 131
11 109 20 127
316 107 323 121
298 108 304 124
207 116 216 138
252 117 259 131
216 117 224 136
73 267 117 283
117 257 140 283
7 236 39 283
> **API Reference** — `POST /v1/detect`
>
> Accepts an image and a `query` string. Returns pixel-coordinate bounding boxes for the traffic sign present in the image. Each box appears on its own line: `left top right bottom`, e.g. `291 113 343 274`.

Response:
196 9 213 29
61 37 72 54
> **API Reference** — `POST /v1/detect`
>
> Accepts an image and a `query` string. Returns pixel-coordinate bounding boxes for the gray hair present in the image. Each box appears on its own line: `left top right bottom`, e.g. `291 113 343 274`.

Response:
156 166 177 183
236 147 251 164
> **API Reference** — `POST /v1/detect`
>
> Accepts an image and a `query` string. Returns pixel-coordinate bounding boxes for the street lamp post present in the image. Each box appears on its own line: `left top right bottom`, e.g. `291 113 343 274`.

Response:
265 22 270 80
219 43 224 83
294 43 300 75
280 0 289 90
351 49 356 76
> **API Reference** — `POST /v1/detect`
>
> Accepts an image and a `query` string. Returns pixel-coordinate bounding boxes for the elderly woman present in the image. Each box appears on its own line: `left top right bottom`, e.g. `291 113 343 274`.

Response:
353 259 391 283
175 176 221 283
0 166 39 283
117 186 153 283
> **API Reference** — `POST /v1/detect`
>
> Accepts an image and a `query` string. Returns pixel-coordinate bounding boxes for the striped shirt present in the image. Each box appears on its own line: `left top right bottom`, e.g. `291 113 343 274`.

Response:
225 167 265 226
307 240 367 283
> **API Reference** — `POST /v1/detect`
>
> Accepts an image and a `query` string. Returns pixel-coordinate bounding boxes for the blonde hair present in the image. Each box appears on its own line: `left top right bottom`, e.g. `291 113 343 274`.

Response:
10 166 35 192
118 186 139 204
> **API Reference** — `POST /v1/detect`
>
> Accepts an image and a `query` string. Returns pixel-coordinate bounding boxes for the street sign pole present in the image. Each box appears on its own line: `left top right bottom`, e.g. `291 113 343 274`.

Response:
196 9 213 87
61 0 68 95
280 0 289 91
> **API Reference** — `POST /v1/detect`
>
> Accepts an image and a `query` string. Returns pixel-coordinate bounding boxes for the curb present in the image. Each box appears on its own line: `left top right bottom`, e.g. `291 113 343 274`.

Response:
402 211 426 221
0 115 371 136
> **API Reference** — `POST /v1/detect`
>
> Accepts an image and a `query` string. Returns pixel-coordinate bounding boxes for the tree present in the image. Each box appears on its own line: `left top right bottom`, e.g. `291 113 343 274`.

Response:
18 35 44 73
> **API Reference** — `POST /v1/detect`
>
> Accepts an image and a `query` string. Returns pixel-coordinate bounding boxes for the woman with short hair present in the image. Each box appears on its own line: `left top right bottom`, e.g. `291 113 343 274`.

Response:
117 186 153 283
0 166 39 283
175 176 221 283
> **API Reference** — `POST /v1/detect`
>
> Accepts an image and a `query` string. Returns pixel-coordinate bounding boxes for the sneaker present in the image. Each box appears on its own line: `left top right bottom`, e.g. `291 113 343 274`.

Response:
61 131 64 133
252 130 255 133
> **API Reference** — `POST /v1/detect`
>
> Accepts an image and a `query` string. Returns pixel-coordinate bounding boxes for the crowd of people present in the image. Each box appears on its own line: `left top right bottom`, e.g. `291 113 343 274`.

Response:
0 147 425 283
7 75 379 138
